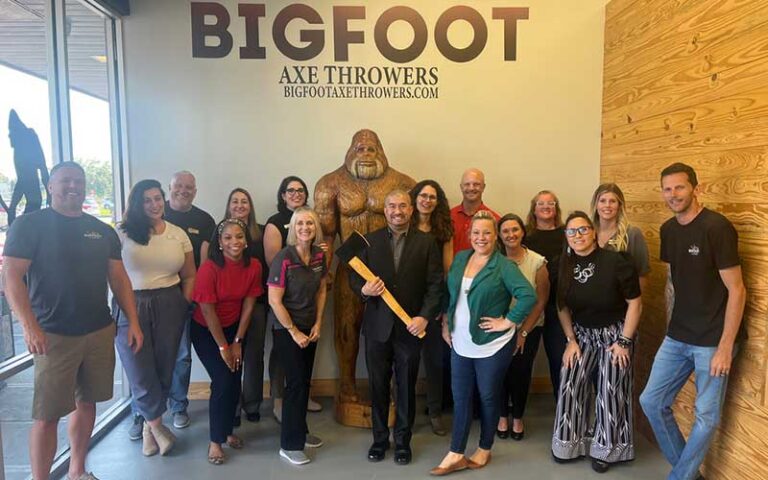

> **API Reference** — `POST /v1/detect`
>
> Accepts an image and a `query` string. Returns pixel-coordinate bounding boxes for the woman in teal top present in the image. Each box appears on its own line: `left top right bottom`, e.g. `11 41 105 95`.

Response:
431 211 536 475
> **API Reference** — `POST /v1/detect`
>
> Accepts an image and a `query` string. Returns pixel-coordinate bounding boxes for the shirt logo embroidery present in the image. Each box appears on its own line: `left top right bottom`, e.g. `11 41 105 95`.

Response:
573 262 596 284
83 231 103 240
688 244 700 256
188 227 200 235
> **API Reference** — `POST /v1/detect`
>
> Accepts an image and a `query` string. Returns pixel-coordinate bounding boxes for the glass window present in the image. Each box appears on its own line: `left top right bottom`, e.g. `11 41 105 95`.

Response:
65 0 116 224
1 2 128 478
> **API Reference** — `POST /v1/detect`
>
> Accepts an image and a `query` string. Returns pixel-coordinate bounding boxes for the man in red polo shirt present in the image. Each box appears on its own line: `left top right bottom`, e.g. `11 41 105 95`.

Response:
450 168 501 254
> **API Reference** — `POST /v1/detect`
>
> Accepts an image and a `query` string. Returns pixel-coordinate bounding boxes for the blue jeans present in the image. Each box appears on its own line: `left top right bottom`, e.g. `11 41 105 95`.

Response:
449 341 513 453
168 315 192 414
639 337 732 480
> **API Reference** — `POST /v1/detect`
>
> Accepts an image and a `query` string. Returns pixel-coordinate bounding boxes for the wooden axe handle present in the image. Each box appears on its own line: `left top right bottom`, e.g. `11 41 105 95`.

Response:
348 257 426 339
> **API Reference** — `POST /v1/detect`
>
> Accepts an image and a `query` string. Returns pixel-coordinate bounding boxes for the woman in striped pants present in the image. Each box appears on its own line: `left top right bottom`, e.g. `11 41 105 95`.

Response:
551 211 642 473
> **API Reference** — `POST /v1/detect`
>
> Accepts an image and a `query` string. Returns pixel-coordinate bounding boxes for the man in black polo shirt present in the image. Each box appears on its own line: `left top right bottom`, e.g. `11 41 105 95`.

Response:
4 162 143 480
125 170 214 437
640 163 747 480
350 189 443 465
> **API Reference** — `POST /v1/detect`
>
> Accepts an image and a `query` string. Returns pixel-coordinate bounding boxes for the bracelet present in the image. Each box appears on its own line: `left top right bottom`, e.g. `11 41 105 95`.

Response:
616 336 633 348
218 343 229 351
233 336 243 344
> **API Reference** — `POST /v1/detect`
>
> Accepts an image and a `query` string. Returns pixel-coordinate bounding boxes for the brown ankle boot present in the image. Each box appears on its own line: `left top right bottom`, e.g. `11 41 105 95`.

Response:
151 423 176 456
142 423 159 456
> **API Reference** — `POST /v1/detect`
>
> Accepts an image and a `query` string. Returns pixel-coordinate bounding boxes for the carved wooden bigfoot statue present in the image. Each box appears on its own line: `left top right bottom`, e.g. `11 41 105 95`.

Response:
315 129 415 409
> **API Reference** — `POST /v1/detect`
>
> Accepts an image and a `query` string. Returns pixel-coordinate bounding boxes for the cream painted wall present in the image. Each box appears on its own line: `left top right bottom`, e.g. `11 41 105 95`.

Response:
122 0 609 382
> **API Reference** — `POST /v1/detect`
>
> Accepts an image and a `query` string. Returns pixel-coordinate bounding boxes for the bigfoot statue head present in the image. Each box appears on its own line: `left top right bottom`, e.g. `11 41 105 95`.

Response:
344 129 390 180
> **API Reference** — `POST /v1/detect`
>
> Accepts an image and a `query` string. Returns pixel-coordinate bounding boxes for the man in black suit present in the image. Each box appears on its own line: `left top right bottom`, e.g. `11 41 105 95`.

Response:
351 189 444 465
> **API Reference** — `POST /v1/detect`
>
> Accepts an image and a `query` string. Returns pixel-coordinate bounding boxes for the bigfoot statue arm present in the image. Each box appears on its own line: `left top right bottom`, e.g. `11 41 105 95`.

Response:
314 169 341 267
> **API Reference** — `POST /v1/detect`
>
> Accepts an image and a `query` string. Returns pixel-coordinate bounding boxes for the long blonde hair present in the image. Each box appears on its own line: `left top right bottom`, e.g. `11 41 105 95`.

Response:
590 183 629 252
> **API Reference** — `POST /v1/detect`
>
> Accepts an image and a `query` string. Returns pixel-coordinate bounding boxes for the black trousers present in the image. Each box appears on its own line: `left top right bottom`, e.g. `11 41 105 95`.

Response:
500 326 543 419
365 322 422 447
191 321 241 444
273 327 317 451
542 304 567 400
421 318 447 417
241 302 267 415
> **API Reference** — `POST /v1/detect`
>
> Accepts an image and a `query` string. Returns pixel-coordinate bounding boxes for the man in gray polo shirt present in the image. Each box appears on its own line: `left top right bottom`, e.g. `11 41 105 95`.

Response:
3 162 143 480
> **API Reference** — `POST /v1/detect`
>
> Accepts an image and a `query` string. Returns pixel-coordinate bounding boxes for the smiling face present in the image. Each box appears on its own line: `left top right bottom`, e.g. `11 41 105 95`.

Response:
460 170 485 204
384 192 413 231
596 191 620 223
415 185 438 216
565 216 596 256
470 218 497 255
48 165 86 214
661 172 698 216
220 223 246 261
228 191 251 222
169 173 196 211
142 187 165 222
534 192 557 223
282 180 307 211
293 211 317 244
500 219 524 252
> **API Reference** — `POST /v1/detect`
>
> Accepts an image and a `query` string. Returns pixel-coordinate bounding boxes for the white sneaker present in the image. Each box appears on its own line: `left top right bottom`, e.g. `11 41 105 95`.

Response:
307 397 323 412
280 448 310 465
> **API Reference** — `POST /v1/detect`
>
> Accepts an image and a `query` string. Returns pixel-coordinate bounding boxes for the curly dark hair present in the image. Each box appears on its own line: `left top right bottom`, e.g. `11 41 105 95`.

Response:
409 179 453 244
556 211 597 311
208 218 252 268
276 175 309 214
119 179 164 245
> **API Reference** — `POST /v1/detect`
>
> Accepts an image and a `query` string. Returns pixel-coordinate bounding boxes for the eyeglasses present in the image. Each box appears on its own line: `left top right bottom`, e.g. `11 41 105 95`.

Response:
565 226 593 237
536 201 557 207
417 193 437 201
285 188 306 195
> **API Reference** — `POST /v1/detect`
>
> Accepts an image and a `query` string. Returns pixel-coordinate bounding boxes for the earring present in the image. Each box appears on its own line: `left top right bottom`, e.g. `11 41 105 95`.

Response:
219 245 223 250
567 246 572 256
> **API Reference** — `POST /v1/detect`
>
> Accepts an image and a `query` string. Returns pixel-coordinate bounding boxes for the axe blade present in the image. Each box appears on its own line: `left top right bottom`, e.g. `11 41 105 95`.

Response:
335 230 370 264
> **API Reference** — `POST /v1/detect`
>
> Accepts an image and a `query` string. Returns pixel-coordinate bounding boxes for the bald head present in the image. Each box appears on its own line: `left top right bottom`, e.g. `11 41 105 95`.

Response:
169 170 197 212
460 168 486 205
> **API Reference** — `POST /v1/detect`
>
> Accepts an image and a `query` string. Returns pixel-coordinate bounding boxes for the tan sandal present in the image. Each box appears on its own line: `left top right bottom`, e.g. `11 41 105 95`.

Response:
226 436 244 449
208 445 226 465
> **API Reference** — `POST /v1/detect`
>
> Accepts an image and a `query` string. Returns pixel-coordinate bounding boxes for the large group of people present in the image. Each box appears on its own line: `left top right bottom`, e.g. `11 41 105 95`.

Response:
2 159 746 480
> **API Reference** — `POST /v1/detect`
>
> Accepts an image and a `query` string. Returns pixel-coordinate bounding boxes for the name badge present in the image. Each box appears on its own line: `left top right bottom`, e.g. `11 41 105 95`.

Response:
188 228 200 235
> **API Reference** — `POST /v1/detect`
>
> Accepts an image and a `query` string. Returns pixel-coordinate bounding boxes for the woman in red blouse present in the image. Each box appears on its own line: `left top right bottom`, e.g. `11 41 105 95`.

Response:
191 218 263 465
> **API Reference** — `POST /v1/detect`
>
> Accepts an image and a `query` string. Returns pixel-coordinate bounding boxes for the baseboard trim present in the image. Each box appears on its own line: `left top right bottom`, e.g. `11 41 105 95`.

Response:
189 376 553 401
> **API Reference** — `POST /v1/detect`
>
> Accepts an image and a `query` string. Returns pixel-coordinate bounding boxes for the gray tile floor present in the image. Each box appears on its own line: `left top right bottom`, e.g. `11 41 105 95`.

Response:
71 395 670 480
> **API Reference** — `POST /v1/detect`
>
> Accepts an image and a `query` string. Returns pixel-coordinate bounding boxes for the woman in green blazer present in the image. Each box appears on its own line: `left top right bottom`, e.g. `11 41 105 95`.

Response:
431 211 536 476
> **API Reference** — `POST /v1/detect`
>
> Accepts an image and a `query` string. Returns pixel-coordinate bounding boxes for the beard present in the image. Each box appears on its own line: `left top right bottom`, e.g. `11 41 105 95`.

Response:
350 158 385 180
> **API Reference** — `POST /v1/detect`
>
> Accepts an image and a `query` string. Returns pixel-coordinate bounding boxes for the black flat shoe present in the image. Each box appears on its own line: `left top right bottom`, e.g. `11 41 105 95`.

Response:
367 441 390 462
394 445 412 465
496 429 509 439
510 429 524 441
591 458 610 473
245 411 260 423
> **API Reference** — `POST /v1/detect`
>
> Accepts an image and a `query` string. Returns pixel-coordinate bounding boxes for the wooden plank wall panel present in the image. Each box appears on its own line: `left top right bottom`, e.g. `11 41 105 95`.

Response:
601 1 768 478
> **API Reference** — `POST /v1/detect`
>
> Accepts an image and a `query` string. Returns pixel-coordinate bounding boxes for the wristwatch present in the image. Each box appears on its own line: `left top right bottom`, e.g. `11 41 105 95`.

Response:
520 329 528 338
